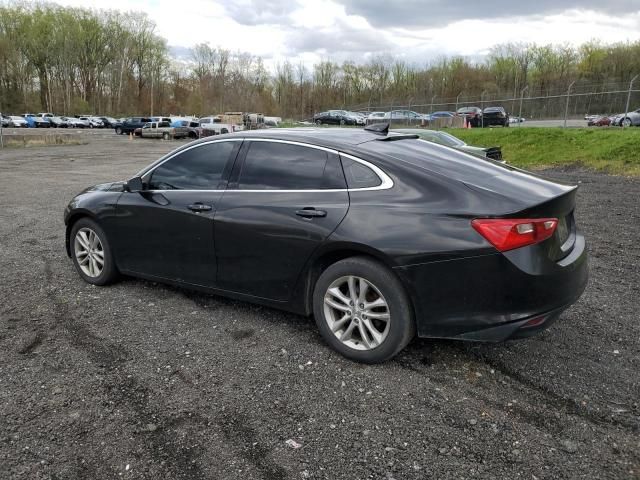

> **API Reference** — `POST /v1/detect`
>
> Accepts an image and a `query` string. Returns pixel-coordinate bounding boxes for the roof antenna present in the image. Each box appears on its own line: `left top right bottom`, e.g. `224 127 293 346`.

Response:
364 122 389 135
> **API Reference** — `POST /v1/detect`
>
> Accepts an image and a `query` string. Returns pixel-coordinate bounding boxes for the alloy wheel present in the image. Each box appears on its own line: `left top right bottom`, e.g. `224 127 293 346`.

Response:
323 275 390 350
74 227 104 278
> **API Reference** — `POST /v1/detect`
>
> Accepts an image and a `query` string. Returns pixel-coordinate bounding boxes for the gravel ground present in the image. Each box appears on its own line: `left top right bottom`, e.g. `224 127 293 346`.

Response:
1 131 638 480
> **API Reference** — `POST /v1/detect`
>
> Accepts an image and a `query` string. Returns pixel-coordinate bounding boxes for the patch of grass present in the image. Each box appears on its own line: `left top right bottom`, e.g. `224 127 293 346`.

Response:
451 127 640 175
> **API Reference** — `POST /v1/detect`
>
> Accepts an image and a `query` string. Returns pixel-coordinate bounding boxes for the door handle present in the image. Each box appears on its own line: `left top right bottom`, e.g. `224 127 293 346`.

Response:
296 208 327 218
188 203 212 212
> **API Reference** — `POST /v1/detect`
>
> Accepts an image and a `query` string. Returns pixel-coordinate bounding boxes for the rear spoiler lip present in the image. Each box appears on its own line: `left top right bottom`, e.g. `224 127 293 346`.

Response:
463 181 579 218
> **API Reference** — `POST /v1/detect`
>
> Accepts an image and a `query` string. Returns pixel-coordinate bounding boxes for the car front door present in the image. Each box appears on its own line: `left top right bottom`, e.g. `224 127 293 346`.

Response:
214 139 350 301
111 139 242 287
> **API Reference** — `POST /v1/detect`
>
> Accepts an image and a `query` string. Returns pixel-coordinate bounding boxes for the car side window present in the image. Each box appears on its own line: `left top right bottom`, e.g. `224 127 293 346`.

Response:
237 142 331 190
148 142 236 190
340 156 382 189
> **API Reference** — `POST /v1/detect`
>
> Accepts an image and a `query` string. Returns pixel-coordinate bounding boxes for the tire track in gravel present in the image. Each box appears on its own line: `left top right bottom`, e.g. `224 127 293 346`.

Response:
395 341 639 433
40 256 207 480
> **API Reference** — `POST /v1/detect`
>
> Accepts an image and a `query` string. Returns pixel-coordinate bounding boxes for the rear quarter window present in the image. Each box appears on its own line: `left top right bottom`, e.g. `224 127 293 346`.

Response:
340 156 381 189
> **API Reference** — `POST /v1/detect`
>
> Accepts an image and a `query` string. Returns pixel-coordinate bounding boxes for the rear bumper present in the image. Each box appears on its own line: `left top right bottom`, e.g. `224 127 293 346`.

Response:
394 233 588 341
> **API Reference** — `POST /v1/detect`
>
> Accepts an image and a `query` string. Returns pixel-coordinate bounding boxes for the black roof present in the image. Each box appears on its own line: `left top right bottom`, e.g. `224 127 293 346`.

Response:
194 127 386 150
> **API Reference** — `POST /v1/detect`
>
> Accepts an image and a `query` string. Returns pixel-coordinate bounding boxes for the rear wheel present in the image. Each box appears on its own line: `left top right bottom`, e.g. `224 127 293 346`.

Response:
162 132 170 140
115 127 122 135
70 218 119 286
315 119 322 125
313 256 415 363
623 117 632 127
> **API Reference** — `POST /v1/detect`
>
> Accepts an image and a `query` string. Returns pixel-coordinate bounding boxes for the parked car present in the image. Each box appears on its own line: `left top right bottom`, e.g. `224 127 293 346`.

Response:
393 129 504 162
313 110 358 126
99 117 119 128
24 114 50 128
481 107 509 127
382 110 429 124
615 108 640 127
114 117 152 135
63 126 587 363
587 115 611 127
172 120 216 139
8 115 28 127
199 116 234 134
346 112 366 125
139 121 189 140
38 112 54 118
456 106 483 127
63 116 88 128
428 111 455 120
1 114 9 128
79 116 104 128
367 112 386 122
47 116 69 128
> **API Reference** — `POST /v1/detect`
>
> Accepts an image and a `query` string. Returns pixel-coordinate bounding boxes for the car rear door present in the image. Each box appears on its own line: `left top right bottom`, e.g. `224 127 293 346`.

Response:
112 139 242 287
214 139 349 301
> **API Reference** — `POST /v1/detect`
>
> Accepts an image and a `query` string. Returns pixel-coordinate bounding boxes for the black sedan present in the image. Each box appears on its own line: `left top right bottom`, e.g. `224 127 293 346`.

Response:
313 110 357 126
482 106 510 127
64 126 588 363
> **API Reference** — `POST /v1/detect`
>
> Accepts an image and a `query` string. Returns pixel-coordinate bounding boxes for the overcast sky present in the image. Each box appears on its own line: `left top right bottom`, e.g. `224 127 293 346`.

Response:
52 0 640 68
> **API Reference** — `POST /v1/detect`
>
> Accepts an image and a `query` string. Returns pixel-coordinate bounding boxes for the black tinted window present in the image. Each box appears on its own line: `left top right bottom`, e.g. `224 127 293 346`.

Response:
238 142 329 190
149 142 236 190
340 156 381 189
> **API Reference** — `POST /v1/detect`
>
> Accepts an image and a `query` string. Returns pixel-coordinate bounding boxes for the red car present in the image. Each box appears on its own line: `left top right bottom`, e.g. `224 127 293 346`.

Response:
587 115 611 126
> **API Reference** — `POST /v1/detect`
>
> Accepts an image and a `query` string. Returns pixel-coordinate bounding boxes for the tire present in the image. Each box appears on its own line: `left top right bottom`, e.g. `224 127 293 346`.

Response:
315 119 322 125
622 117 632 127
162 132 170 140
70 218 119 286
115 127 122 135
340 119 345 126
221 128 229 134
313 256 415 363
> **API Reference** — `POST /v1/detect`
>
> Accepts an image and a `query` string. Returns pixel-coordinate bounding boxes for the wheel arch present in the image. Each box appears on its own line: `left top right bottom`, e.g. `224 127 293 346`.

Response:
296 242 404 317
65 210 97 257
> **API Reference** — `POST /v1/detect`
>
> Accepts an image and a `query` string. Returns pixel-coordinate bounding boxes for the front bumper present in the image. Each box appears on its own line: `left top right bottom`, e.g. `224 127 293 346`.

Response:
394 233 588 341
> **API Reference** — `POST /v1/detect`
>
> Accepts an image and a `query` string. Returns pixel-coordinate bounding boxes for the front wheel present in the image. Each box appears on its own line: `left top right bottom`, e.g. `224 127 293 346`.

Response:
622 117 632 127
315 119 322 125
313 256 415 363
115 127 122 135
162 132 170 140
70 218 119 286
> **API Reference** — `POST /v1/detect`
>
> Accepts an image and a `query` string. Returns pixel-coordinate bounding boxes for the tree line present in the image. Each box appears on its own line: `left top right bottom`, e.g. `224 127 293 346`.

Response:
2 3 640 119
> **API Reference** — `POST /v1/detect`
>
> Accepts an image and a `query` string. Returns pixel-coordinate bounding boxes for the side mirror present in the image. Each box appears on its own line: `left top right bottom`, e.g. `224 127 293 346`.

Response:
125 176 144 192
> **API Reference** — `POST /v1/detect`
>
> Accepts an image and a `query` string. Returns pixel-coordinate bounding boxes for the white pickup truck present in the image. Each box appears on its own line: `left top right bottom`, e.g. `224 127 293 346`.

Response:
140 121 189 140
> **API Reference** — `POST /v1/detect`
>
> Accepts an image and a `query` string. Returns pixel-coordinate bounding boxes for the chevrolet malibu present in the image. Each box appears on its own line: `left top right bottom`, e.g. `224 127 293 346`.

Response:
64 126 588 363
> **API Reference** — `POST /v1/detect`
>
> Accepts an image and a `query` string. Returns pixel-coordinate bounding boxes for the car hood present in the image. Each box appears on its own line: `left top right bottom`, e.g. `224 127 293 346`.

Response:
79 181 126 194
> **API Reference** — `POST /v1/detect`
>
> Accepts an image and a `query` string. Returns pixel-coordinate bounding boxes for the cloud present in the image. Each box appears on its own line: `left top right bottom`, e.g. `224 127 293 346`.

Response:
223 0 298 26
335 0 640 29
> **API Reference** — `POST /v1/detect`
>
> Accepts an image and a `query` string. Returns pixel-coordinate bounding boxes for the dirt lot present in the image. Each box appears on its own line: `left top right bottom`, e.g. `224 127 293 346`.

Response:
1 131 638 479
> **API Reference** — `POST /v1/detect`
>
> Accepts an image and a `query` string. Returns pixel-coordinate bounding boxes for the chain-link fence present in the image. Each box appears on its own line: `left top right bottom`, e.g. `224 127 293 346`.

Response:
347 79 640 126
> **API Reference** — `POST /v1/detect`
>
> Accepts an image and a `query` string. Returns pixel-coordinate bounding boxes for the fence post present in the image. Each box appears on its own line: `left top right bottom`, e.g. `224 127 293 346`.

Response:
518 85 528 128
564 80 575 128
408 97 413 125
455 91 463 114
623 74 639 129
480 90 487 128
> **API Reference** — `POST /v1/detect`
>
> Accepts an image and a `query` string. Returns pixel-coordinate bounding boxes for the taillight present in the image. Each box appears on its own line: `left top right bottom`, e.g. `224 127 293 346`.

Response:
471 218 558 252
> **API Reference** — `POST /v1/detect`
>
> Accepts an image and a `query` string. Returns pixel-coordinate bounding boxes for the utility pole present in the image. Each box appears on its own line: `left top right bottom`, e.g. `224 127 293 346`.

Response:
623 74 639 129
564 80 575 128
518 85 529 128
